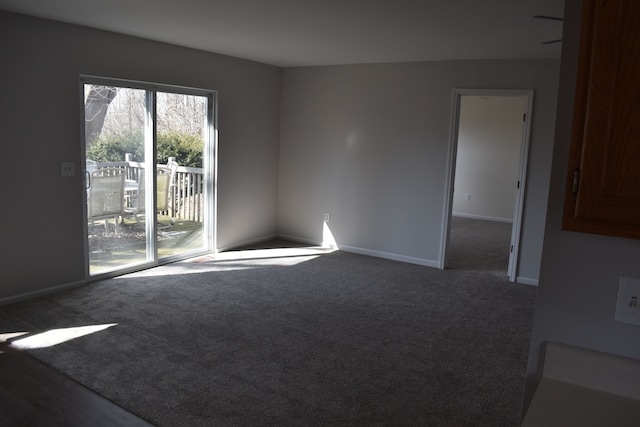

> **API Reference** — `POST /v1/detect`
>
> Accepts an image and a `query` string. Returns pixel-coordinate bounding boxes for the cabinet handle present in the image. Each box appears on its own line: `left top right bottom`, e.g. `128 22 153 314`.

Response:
572 169 580 194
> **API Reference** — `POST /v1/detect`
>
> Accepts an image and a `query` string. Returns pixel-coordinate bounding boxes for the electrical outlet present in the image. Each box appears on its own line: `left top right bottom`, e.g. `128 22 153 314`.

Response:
614 276 640 326
324 213 330 223
464 193 471 201
60 161 75 177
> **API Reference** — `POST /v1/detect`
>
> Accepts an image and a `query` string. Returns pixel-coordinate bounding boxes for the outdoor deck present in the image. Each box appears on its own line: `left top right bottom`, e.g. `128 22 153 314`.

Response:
87 159 207 273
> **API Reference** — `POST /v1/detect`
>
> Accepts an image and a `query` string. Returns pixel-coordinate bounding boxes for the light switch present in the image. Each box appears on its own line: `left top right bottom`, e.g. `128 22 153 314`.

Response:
60 161 75 177
614 276 640 326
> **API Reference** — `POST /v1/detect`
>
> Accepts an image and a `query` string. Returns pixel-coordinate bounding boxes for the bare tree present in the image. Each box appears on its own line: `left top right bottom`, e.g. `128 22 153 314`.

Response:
157 93 207 136
100 88 146 138
85 85 118 147
86 87 206 151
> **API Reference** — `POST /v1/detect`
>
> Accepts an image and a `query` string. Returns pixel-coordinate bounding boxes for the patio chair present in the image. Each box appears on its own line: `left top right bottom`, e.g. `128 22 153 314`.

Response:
123 166 174 228
87 167 125 235
156 167 174 231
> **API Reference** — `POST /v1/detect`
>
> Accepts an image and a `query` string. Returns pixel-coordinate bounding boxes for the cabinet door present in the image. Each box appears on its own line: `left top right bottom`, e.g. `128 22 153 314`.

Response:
563 0 640 239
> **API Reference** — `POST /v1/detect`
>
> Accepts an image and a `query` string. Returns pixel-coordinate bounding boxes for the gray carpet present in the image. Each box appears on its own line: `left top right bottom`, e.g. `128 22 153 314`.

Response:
2 243 536 426
448 216 513 276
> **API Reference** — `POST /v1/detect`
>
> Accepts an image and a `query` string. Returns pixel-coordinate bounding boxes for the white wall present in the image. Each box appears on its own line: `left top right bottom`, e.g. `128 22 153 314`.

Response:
452 96 525 222
279 59 559 281
525 0 640 410
0 12 281 302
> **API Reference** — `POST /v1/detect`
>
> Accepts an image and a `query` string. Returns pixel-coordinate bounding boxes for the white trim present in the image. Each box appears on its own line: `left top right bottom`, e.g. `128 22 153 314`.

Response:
337 245 440 268
208 92 219 254
277 234 440 268
439 90 461 270
147 89 158 264
440 88 534 283
452 212 513 223
0 280 87 306
80 75 212 97
79 79 91 279
516 276 539 286
509 90 535 282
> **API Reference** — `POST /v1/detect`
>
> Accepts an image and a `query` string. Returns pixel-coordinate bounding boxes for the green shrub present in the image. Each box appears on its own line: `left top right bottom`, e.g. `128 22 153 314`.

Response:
87 131 203 168
87 131 144 163
157 131 203 168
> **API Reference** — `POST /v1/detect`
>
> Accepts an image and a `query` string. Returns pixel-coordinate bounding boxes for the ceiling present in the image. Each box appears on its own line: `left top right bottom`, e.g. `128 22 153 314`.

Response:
0 0 565 67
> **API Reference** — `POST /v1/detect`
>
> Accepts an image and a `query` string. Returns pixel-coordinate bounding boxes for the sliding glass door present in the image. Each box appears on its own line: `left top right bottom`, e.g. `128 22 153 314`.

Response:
156 91 208 260
82 78 215 277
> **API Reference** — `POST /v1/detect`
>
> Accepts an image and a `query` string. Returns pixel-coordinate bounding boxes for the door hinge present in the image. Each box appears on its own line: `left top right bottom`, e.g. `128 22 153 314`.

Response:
517 180 520 189
572 168 580 194
510 245 514 253
523 113 526 122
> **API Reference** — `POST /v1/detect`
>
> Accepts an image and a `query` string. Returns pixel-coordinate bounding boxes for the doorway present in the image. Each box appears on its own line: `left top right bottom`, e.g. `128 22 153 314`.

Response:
82 77 217 277
440 89 533 282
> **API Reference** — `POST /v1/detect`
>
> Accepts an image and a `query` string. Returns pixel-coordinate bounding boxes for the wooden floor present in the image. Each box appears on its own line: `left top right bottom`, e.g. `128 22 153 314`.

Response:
0 342 152 426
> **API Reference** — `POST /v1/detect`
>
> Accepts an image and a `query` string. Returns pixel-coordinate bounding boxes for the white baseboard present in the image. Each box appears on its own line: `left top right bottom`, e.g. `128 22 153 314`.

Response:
517 276 539 286
0 279 87 306
335 244 440 268
452 212 513 223
277 234 439 268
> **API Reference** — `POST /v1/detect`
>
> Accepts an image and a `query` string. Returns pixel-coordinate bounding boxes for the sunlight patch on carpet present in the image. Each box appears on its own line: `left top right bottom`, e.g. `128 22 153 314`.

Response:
10 324 118 350
120 246 337 277
211 246 336 261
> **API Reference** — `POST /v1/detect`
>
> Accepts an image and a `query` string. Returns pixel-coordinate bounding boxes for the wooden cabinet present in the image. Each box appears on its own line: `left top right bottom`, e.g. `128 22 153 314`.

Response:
563 0 640 239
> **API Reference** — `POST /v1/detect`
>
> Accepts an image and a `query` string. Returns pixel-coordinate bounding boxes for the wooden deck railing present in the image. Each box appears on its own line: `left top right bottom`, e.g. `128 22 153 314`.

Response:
92 157 205 222
171 165 204 222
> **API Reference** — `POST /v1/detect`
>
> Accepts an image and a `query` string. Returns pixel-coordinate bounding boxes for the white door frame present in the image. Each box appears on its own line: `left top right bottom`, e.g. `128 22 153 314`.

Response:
439 88 534 282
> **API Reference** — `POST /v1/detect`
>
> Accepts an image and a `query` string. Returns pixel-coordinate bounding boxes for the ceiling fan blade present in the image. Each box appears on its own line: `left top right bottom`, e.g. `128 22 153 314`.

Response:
541 39 563 45
533 15 564 21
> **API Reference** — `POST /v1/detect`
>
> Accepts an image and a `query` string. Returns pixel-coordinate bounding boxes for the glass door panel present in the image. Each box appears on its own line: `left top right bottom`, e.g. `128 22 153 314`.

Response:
156 92 208 259
83 79 214 278
84 84 151 274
